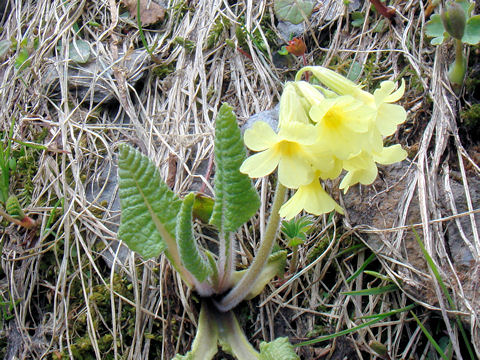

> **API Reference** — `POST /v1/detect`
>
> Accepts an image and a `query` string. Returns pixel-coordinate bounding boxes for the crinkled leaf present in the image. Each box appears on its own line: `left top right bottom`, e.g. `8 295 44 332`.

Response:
192 193 214 223
425 14 447 45
230 251 287 300
210 104 260 233
176 193 213 282
274 0 315 25
117 144 181 259
259 337 299 360
173 302 219 360
463 15 480 44
68 39 91 64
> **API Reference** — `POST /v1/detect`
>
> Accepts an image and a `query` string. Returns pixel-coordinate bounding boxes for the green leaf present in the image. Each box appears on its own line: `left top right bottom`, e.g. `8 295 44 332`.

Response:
68 39 91 64
273 0 315 25
463 15 480 44
230 250 287 300
117 144 181 259
210 103 260 233
259 337 299 360
173 302 219 360
15 47 30 70
192 193 214 223
425 14 448 45
351 11 365 27
176 193 213 282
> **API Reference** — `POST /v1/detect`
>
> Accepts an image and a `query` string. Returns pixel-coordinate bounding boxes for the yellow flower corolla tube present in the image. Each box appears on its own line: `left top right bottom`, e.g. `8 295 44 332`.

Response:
279 174 344 220
240 121 318 188
339 145 407 192
278 82 311 128
310 95 377 159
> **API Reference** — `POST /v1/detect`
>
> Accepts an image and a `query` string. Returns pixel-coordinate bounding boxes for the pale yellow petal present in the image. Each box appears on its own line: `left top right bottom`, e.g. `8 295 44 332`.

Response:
373 144 407 164
278 153 313 188
279 122 318 145
384 79 405 103
243 121 279 151
294 81 325 107
279 179 343 220
279 82 310 127
376 103 407 136
374 81 396 104
240 149 280 178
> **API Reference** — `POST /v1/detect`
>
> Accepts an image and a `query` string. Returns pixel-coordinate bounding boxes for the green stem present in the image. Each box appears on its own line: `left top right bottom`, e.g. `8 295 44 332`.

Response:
216 181 286 312
290 245 299 274
448 39 466 87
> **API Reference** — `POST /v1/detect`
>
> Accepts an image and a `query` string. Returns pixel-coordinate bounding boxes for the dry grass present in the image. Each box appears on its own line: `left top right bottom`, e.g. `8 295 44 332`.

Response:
0 0 479 359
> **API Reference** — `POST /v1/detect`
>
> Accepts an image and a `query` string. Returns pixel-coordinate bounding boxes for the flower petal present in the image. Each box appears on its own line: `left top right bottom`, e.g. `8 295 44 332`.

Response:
243 121 279 151
279 82 311 127
376 103 407 136
279 179 343 220
240 149 280 178
373 144 407 164
279 122 318 145
278 152 313 188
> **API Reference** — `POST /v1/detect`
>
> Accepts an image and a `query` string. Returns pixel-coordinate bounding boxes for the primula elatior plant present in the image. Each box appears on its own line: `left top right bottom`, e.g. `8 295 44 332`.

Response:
425 0 480 88
117 66 408 359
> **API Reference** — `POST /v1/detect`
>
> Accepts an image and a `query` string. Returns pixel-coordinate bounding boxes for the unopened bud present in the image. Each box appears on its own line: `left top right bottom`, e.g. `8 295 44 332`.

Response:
441 2 466 40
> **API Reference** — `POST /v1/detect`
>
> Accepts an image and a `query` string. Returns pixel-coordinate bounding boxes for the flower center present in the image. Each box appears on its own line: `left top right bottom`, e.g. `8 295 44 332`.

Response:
276 140 301 156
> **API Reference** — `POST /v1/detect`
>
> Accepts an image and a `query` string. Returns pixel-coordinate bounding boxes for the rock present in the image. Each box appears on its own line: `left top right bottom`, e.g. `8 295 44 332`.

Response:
85 163 130 269
44 48 149 103
277 21 306 41
241 104 279 134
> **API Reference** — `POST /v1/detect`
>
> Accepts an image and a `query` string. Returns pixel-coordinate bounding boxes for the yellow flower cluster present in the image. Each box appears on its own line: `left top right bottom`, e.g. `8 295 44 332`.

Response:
240 66 408 220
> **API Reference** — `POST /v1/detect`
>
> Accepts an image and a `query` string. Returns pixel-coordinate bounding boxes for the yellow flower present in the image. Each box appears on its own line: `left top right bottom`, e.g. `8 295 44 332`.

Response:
279 173 344 220
309 95 378 159
240 121 318 188
339 144 407 192
296 66 407 137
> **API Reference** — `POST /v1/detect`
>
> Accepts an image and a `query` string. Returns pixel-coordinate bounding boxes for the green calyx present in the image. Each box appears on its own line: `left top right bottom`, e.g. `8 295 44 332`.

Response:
441 2 466 40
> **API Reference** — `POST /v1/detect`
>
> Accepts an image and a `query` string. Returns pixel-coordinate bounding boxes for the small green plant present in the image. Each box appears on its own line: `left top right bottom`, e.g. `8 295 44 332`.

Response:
0 119 38 229
281 216 313 273
117 65 408 358
425 0 480 88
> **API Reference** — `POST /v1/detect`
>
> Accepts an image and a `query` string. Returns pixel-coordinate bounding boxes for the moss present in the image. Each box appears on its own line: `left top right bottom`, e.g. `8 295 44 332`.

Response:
460 103 480 130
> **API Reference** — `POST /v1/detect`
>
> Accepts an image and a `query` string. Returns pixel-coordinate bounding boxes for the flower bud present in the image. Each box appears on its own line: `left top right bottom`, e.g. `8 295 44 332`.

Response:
441 2 466 40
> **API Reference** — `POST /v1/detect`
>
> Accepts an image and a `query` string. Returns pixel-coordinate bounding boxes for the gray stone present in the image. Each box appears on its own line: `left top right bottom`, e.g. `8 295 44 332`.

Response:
44 48 149 103
242 104 279 134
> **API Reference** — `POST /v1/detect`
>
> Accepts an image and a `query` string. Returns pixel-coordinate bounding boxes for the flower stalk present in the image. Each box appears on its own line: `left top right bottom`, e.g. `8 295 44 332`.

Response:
216 181 286 312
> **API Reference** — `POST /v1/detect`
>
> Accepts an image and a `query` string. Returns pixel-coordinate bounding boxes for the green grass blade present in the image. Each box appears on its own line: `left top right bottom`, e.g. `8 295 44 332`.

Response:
412 228 475 360
346 252 376 283
411 311 450 360
296 304 416 347
342 284 398 296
